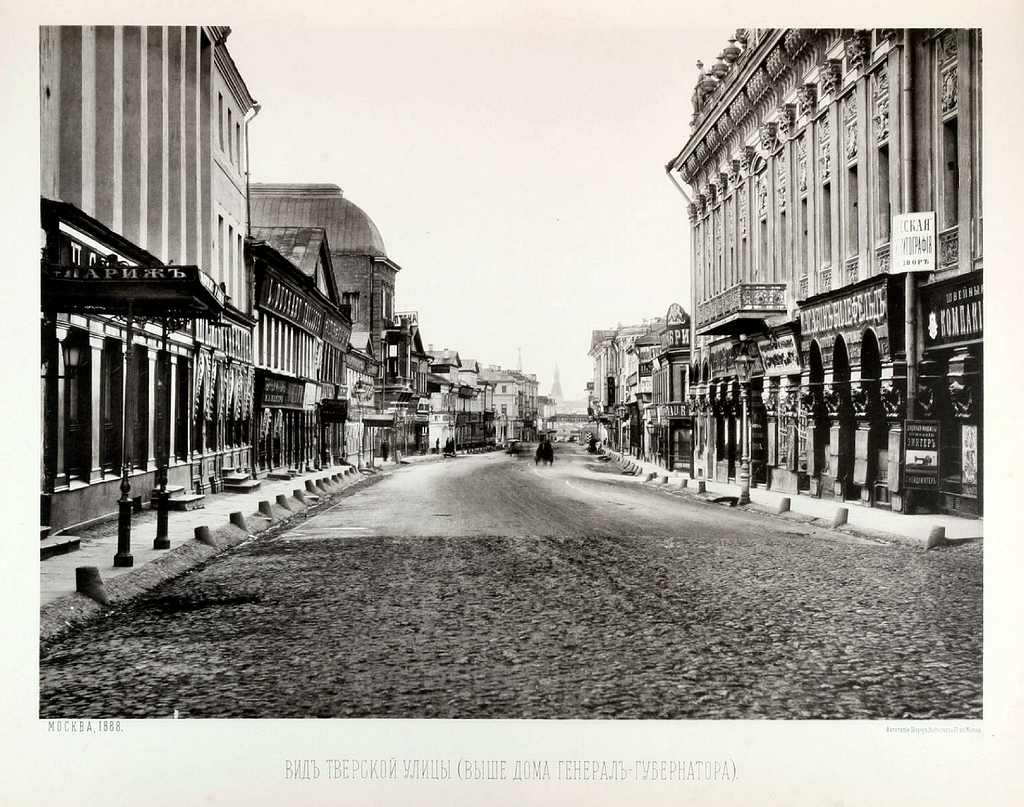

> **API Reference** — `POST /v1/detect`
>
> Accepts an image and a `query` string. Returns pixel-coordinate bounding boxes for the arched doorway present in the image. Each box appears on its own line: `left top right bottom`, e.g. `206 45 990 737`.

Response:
831 335 855 499
859 329 885 504
807 340 827 488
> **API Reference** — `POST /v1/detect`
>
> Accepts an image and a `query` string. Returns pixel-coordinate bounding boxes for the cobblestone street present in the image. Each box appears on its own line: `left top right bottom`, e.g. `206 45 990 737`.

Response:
39 448 982 719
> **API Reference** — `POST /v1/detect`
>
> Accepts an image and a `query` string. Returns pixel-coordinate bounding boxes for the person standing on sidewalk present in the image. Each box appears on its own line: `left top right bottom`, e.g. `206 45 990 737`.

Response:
381 440 390 463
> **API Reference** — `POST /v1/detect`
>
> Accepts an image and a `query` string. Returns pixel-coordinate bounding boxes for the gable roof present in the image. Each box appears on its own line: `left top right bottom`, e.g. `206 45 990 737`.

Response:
250 225 339 303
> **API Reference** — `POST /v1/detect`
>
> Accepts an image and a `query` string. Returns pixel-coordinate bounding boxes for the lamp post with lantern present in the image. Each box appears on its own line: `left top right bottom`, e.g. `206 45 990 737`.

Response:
734 337 754 506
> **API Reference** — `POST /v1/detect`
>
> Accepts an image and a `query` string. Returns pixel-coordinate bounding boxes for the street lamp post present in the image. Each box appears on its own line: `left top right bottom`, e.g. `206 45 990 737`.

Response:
734 337 754 506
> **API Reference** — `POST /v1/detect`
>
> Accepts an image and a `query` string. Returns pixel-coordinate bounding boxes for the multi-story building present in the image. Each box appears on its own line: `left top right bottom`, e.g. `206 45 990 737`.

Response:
385 311 431 457
247 226 352 474
345 330 379 466
588 321 661 452
250 183 400 461
651 304 693 472
40 26 257 540
480 366 521 445
427 349 463 449
667 28 982 516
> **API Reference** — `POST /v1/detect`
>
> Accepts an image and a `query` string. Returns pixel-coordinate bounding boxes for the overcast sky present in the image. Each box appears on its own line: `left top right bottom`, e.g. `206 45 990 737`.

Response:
228 19 729 400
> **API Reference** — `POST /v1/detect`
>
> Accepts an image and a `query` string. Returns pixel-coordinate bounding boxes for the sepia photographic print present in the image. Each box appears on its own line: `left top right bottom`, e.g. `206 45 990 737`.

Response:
5 2 1022 805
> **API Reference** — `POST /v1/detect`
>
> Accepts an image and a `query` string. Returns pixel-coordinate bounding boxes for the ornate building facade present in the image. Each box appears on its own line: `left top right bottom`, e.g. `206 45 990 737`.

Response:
40 26 258 535
667 28 982 516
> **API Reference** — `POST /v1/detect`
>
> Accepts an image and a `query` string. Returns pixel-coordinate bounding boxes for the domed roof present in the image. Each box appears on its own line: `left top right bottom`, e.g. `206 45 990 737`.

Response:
249 183 387 258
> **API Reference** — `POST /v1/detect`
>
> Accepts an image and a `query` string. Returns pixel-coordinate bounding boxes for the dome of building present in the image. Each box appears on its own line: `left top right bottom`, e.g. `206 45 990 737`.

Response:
249 183 387 257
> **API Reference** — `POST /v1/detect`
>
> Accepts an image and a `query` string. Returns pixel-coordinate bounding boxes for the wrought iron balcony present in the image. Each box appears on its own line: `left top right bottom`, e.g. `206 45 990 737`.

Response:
695 282 787 335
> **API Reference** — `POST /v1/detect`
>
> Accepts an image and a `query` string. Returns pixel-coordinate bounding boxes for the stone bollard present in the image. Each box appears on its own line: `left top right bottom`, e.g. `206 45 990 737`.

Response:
76 566 110 605
644 472 657 482
293 489 308 505
832 507 849 528
276 494 292 511
195 525 218 547
926 525 946 550
673 477 688 488
657 475 669 485
696 481 706 494
258 500 274 518
305 480 318 494
778 497 791 514
230 511 248 531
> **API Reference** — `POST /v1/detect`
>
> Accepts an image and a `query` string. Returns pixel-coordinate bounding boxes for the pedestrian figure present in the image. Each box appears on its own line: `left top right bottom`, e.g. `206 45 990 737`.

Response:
380 440 389 462
435 438 440 455
536 437 553 465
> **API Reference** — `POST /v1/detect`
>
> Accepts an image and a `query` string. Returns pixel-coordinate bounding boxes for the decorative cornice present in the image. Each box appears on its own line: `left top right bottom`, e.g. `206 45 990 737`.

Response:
759 121 779 154
797 82 818 118
843 29 872 73
820 59 843 97
766 46 791 80
783 28 815 57
741 145 756 174
777 103 796 139
729 159 742 186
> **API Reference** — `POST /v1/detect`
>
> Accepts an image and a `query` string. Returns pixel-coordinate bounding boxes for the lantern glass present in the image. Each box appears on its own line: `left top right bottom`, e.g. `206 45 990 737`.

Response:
63 341 84 370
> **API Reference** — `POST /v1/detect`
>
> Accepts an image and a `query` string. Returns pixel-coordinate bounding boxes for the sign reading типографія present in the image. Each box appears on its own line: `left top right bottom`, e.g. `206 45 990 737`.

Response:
891 212 936 273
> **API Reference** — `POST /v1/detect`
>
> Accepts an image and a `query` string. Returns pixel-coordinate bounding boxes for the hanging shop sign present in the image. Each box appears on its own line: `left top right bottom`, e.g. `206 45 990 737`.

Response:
320 399 349 423
799 279 889 339
921 272 983 350
662 403 690 419
798 275 904 361
709 340 736 379
261 376 305 409
321 314 352 350
891 212 936 273
260 274 324 334
709 338 763 379
756 333 802 376
904 420 940 490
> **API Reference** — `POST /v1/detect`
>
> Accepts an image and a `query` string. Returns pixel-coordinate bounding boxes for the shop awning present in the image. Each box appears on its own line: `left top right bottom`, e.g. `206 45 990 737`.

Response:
43 262 225 319
41 198 226 321
362 413 396 427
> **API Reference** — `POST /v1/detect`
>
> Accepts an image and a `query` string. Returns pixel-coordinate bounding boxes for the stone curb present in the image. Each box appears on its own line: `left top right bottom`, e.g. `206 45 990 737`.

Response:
39 470 388 645
655 483 934 549
607 454 943 551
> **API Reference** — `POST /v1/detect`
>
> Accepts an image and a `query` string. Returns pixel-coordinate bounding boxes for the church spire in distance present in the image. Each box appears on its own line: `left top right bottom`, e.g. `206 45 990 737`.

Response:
550 364 564 402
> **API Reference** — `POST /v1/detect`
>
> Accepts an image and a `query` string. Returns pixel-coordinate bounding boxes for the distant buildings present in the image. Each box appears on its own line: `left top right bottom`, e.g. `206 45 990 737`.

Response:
39 25 545 544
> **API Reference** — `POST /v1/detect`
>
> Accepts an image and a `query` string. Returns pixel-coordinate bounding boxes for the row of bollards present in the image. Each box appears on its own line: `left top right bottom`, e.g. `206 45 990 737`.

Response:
75 467 365 605
625 454 954 550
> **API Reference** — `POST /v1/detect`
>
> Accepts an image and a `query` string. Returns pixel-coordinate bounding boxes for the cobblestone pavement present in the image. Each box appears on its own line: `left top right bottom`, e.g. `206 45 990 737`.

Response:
40 447 982 719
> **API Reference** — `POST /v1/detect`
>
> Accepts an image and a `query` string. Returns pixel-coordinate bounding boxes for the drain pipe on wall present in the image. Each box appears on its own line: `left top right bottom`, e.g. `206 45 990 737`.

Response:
900 30 917 417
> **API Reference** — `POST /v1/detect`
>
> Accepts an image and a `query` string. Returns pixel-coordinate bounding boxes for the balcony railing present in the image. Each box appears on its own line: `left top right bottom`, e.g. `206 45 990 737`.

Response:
695 282 787 334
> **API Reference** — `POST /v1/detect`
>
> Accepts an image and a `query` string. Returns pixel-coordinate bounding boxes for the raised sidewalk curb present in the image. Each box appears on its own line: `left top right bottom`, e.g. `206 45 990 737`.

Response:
40 466 386 644
601 450 982 551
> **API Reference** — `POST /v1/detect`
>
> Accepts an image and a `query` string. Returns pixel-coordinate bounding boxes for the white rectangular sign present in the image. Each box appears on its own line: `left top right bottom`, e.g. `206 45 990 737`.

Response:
891 212 936 273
